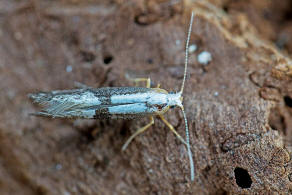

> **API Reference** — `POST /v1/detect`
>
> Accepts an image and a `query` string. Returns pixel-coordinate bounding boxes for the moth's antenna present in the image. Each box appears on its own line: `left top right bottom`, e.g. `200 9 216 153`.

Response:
180 12 195 181
180 12 194 94
180 106 195 181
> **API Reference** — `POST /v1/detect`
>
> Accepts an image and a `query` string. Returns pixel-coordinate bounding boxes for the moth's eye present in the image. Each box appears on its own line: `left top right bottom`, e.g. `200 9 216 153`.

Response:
170 105 176 109
154 104 167 111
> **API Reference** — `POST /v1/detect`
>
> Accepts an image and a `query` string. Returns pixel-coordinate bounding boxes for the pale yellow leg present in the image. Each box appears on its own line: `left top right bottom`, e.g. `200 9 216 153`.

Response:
122 117 154 151
159 115 187 145
129 78 151 88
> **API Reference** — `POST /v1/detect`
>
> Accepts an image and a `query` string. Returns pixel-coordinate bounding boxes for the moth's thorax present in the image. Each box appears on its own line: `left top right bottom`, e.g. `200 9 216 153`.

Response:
143 91 182 108
167 92 183 107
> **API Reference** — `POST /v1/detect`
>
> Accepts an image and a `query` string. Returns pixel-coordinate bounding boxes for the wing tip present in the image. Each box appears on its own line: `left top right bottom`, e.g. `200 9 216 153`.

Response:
28 92 53 106
29 112 53 117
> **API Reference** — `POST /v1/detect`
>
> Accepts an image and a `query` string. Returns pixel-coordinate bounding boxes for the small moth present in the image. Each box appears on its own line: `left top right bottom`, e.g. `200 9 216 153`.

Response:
29 12 195 181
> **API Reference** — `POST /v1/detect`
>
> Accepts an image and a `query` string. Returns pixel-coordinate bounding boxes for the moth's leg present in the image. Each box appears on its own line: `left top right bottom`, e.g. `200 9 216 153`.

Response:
156 83 161 88
159 114 187 145
128 78 151 88
122 116 154 151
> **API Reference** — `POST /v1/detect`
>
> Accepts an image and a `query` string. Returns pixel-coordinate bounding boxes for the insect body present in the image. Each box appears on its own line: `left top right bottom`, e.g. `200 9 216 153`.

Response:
29 12 195 181
30 87 179 119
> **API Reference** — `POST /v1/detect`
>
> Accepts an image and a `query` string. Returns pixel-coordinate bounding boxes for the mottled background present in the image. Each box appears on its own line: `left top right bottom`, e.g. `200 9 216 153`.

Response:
0 0 292 194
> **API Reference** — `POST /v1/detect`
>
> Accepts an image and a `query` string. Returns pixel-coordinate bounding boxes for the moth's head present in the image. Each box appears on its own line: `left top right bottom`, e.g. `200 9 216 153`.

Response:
168 92 183 108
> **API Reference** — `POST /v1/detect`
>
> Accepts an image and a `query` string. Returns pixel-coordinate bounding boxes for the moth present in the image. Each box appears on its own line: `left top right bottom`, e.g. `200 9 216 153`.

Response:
29 12 195 181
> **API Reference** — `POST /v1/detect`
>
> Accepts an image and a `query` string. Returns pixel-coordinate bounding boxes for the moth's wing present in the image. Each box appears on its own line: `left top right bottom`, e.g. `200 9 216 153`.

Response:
28 87 155 119
94 103 153 120
30 103 152 119
28 89 103 118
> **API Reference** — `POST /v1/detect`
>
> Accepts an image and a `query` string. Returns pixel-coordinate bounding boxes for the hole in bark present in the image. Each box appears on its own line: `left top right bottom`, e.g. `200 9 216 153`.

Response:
134 13 158 26
119 122 130 137
66 31 79 46
147 58 153 64
234 167 252 188
284 11 292 20
103 55 113 65
284 96 292 107
283 1 292 21
220 190 228 195
94 156 109 169
223 5 229 13
134 13 150 26
80 51 95 62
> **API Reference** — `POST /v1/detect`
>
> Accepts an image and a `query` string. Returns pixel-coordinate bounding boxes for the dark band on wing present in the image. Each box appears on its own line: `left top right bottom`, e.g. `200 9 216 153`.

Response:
94 107 110 119
94 107 151 120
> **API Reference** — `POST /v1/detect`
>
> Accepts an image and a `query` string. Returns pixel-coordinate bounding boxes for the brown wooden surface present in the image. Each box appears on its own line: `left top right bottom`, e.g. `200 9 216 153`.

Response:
0 0 292 194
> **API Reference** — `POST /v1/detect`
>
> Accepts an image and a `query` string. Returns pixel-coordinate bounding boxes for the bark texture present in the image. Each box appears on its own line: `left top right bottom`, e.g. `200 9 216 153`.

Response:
0 0 292 194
